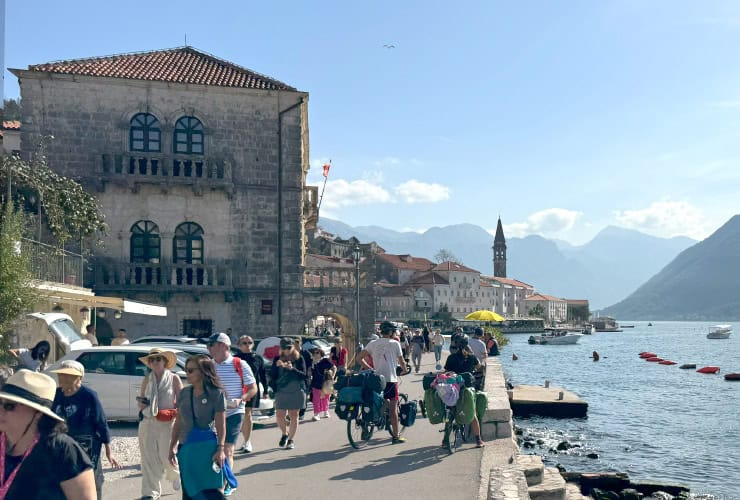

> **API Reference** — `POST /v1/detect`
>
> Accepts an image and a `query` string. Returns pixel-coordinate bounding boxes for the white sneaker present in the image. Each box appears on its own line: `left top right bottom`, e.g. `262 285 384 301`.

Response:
239 440 253 453
312 415 321 421
321 411 330 419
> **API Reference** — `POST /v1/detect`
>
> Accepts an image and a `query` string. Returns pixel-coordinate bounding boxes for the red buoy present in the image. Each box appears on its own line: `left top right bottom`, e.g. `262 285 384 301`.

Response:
659 360 676 365
646 357 663 362
640 352 658 359
697 366 721 374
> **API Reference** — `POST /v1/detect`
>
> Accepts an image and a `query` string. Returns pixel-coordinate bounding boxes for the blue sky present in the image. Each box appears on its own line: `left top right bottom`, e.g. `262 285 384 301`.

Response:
4 1 740 244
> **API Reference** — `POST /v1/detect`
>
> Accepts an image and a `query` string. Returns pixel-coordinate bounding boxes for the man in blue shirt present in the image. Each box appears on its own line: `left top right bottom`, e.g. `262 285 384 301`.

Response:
52 360 121 500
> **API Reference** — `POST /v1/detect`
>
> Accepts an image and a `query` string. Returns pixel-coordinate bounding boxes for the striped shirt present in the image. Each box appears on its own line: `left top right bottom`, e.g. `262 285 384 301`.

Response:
214 355 255 417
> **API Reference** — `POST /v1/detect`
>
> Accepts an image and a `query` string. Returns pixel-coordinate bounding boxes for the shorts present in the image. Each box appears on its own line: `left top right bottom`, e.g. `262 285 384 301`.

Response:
383 382 399 401
225 413 244 444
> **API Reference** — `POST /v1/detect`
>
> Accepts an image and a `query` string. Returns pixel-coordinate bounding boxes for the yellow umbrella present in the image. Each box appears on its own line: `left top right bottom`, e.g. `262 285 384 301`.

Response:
464 310 505 322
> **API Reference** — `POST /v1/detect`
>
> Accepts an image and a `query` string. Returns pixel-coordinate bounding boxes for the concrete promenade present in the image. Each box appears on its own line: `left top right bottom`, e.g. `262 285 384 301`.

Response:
102 353 516 500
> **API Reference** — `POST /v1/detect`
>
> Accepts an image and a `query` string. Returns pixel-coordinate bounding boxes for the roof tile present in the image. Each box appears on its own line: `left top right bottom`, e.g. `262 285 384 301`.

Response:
25 47 297 91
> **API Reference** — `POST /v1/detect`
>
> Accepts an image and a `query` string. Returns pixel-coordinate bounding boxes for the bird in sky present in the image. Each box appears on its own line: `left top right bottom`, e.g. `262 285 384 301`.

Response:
383 44 395 49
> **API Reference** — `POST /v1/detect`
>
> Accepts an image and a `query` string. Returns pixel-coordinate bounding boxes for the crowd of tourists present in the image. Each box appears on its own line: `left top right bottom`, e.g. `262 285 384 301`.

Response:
0 322 497 499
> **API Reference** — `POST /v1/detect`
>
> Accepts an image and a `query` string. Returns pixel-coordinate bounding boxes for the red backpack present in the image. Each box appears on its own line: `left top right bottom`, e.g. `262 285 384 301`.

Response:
234 358 248 395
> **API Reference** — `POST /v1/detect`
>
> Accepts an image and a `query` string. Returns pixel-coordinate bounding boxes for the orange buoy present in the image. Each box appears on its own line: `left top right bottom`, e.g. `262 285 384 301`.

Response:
697 366 721 374
725 373 740 381
646 357 663 362
659 360 676 365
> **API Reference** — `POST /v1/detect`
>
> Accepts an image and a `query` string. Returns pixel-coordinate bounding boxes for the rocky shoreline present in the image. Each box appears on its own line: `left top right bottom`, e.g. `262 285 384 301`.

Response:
514 425 720 499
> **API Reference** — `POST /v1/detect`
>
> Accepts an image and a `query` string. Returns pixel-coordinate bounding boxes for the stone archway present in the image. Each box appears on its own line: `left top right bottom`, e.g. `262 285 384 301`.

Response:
302 309 359 366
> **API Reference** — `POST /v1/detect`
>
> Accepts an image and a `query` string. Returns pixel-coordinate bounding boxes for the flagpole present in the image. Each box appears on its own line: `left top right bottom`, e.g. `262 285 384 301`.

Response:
317 160 331 211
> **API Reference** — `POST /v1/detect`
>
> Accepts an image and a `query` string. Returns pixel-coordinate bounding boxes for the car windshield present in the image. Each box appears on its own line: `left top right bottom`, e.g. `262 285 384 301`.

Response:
49 318 86 345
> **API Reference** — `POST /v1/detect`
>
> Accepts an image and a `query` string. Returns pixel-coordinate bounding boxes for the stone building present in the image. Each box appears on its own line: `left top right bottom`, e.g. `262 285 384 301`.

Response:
11 47 317 340
524 293 568 323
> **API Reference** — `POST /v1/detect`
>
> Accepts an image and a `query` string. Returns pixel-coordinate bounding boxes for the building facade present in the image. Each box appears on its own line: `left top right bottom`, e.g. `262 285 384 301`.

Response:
524 293 568 323
11 47 316 340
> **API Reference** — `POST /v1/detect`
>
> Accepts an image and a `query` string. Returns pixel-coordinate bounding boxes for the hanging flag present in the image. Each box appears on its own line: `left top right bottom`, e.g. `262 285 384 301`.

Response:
322 163 331 177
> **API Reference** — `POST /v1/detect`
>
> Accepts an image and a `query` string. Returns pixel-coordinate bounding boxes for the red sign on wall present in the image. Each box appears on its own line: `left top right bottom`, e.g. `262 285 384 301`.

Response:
261 299 273 315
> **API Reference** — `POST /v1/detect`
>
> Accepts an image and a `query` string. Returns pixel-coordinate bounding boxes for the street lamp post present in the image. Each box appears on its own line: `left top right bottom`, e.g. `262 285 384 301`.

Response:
352 245 361 342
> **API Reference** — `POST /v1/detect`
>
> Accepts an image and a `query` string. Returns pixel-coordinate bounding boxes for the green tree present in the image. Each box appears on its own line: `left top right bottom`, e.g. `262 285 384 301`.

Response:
432 304 453 327
528 303 545 319
568 304 590 323
2 99 22 121
0 202 36 363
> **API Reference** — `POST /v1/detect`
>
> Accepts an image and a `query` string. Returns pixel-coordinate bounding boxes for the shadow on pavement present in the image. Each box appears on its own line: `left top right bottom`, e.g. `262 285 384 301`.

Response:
238 447 354 475
331 445 444 481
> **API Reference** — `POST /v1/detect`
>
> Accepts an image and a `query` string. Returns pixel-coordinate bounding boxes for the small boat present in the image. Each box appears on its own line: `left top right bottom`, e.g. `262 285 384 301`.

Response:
639 352 657 358
582 324 595 335
659 360 677 365
528 332 583 345
679 364 696 369
697 366 721 374
725 373 740 381
647 322 653 326
707 325 732 339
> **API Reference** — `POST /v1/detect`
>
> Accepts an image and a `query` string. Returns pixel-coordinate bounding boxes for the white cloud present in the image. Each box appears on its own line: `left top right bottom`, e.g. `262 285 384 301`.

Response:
612 200 708 239
394 180 451 204
499 208 582 237
320 179 392 210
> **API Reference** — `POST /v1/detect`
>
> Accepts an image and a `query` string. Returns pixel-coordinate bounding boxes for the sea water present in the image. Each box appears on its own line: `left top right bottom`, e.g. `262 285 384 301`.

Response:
500 321 740 498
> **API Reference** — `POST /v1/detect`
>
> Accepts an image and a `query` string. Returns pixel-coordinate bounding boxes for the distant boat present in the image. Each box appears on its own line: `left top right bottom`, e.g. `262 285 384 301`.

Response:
592 317 622 332
647 322 653 326
528 332 583 345
582 324 595 335
707 325 732 339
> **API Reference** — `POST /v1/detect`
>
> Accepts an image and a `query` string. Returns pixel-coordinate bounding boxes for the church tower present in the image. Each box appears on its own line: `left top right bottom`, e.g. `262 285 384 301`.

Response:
493 217 507 277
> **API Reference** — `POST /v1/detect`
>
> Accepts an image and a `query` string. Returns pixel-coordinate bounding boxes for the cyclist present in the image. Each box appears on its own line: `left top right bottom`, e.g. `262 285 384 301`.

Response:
357 321 409 444
443 333 485 448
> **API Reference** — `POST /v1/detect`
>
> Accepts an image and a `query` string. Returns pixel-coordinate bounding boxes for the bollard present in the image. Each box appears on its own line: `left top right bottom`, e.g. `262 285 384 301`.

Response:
544 380 550 388
558 391 564 400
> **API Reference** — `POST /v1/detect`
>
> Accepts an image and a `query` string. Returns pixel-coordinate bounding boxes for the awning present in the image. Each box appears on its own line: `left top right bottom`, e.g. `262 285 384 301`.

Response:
33 281 167 316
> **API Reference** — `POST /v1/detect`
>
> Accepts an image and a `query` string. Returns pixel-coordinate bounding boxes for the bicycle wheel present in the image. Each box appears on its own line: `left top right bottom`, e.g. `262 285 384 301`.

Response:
453 424 464 451
347 417 372 449
460 423 471 443
443 411 455 454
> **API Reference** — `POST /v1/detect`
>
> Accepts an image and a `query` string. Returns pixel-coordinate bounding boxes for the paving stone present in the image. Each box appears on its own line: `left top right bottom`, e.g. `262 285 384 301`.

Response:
528 467 566 500
489 465 531 500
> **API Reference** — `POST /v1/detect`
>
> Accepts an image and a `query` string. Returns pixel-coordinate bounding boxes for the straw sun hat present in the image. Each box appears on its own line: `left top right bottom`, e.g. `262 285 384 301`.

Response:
0 370 64 421
138 348 177 369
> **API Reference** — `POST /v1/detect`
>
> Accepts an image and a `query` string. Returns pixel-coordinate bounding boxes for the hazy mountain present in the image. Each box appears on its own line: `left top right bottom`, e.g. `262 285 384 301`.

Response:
317 218 696 309
603 215 740 320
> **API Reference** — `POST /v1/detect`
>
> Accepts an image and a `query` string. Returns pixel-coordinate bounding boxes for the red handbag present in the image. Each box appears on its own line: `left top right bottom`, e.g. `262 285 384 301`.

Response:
155 409 178 422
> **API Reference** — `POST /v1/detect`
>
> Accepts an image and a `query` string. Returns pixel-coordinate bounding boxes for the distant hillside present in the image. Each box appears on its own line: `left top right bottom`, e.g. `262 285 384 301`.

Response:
317 218 695 309
603 215 740 321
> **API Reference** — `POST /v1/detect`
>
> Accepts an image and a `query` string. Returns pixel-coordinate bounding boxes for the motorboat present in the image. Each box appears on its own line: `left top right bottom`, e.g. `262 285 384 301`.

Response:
582 324 595 335
528 332 583 345
707 325 732 339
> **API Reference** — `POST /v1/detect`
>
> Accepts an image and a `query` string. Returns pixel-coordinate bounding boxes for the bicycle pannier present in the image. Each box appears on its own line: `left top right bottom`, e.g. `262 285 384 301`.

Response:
422 372 437 391
424 388 445 425
455 387 476 425
399 400 418 427
475 390 488 424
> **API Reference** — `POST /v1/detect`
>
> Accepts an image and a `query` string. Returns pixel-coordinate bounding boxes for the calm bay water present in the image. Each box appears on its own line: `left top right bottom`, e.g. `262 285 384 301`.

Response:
499 321 740 499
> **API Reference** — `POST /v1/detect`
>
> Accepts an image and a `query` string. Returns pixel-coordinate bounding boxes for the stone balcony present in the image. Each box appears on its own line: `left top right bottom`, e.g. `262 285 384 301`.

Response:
98 152 233 195
93 262 234 293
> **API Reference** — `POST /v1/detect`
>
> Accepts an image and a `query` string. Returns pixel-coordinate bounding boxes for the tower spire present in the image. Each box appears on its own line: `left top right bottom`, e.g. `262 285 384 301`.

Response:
493 216 507 277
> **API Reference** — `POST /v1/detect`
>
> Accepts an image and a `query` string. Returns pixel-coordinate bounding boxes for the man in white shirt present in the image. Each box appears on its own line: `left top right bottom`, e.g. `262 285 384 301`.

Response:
207 332 257 494
357 321 408 444
111 329 130 346
85 324 99 346
469 327 488 366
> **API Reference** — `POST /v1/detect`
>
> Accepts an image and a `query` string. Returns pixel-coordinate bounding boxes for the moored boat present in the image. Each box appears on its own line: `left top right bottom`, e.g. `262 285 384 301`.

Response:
725 373 740 381
679 363 696 369
707 324 732 339
528 332 583 345
697 366 721 374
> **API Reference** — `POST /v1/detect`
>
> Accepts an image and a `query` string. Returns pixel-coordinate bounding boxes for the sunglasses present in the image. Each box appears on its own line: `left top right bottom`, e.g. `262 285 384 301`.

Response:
149 356 164 362
240 341 253 345
0 399 18 412
186 367 199 374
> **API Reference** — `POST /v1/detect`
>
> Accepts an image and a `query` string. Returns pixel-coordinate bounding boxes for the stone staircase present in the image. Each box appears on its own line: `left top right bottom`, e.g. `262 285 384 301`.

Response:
488 455 590 500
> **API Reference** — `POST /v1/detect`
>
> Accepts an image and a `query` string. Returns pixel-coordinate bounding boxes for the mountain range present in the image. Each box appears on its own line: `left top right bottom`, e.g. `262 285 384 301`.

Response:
317 218 696 310
603 215 740 320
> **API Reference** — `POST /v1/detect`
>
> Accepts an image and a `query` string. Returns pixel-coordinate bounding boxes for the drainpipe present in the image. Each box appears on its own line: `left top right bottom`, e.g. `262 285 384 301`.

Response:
276 96 304 335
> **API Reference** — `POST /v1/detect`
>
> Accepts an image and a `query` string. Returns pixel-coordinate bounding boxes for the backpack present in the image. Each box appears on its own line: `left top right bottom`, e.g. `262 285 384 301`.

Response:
424 388 445 425
233 358 247 395
455 387 476 425
422 372 437 391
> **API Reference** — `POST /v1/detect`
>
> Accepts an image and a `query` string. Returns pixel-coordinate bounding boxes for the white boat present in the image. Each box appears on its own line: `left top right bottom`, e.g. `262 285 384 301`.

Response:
707 325 732 339
528 332 583 345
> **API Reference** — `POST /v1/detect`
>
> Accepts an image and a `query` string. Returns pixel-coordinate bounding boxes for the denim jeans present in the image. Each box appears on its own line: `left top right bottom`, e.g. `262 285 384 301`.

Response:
433 345 443 362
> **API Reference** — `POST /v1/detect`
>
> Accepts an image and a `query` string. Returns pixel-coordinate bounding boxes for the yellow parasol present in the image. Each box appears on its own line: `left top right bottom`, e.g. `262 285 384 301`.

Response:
464 310 505 322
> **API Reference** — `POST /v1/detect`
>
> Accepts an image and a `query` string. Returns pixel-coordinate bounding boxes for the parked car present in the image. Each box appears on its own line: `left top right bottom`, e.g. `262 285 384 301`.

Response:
45 346 188 422
131 336 200 344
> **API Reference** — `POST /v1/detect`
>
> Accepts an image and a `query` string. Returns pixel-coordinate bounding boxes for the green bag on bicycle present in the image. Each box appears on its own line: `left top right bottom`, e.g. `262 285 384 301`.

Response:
424 388 445 425
455 387 476 425
475 390 488 423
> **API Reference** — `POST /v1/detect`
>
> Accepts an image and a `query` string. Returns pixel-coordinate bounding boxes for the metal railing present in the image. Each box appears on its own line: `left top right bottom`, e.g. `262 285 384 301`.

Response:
22 238 84 285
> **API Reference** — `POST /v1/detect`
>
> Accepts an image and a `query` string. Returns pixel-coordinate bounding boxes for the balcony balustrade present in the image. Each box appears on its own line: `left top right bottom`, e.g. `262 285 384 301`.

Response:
99 153 232 189
94 262 233 292
303 267 358 289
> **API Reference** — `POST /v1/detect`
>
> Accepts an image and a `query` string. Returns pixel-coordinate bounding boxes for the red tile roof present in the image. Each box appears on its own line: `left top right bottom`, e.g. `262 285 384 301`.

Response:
406 272 449 286
377 253 435 271
482 276 534 289
25 47 297 91
525 293 565 302
2 121 20 130
431 261 480 274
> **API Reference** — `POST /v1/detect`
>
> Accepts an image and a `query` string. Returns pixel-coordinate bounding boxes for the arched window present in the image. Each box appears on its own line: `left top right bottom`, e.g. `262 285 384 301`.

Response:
173 222 204 264
130 221 160 263
173 116 204 155
129 113 161 152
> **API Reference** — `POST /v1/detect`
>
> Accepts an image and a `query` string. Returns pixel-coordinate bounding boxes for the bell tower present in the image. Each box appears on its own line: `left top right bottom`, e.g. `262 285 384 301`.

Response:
493 217 507 278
